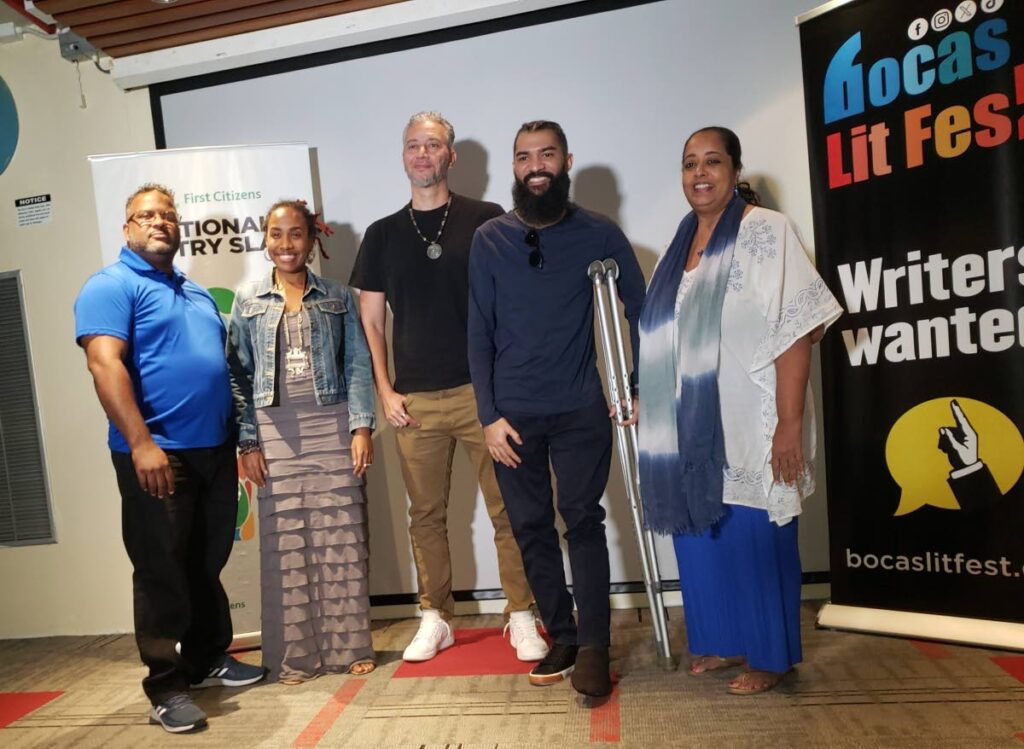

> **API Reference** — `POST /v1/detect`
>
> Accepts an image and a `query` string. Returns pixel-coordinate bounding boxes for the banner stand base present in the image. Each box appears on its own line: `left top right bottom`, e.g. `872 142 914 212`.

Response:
229 631 262 651
818 603 1024 652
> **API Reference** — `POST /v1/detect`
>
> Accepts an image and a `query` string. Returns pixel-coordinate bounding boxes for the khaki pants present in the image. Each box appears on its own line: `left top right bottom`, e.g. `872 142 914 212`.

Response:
395 383 533 620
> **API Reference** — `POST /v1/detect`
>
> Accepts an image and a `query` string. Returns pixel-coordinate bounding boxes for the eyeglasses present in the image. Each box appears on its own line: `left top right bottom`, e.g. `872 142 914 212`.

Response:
525 229 543 269
129 210 180 226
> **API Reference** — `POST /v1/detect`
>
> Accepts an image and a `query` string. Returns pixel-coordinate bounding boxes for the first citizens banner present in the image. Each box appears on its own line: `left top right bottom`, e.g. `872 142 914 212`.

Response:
799 0 1024 634
89 143 315 642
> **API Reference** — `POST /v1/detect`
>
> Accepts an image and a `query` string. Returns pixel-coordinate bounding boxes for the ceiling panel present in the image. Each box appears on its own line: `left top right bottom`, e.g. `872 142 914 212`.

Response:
32 0 408 58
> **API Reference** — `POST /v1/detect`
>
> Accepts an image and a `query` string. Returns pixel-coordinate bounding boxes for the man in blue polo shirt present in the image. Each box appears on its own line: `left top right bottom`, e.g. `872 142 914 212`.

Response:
468 122 645 699
75 184 264 734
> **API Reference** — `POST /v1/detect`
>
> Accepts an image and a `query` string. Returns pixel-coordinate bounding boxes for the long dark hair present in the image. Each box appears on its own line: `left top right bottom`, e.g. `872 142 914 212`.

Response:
684 126 761 206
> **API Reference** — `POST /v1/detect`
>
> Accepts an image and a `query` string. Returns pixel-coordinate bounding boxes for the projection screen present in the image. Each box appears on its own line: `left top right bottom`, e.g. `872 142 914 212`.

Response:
153 0 829 606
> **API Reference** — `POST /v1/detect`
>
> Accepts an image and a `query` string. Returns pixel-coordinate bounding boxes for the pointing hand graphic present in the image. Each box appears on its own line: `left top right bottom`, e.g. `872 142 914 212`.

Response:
938 399 978 471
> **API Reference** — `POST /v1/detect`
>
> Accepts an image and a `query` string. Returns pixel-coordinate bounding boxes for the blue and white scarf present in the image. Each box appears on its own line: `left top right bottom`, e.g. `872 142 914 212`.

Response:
638 195 746 535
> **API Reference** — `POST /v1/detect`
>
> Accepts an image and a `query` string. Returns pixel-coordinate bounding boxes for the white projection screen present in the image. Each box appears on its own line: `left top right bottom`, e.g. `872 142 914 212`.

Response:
154 0 830 608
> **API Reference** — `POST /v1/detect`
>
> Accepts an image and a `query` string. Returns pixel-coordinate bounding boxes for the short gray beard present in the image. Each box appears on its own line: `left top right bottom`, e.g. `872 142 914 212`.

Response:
406 163 449 189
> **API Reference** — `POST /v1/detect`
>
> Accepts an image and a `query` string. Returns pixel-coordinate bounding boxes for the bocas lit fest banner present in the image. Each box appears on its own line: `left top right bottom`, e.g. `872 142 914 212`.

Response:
799 0 1024 625
89 143 315 640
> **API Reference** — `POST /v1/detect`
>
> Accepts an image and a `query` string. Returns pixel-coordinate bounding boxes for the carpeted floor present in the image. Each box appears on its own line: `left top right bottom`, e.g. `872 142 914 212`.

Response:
2 602 1024 748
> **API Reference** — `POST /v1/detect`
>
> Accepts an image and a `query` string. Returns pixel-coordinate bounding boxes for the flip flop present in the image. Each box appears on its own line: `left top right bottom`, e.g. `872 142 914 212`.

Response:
348 661 376 676
726 669 787 695
688 655 745 676
279 672 322 686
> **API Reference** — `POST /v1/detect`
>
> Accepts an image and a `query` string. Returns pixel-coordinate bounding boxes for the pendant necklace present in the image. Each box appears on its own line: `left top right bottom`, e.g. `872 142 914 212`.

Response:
277 272 310 377
408 195 452 260
283 310 309 377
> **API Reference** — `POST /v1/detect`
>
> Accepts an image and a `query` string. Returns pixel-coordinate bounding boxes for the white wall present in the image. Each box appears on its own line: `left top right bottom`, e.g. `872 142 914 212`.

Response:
0 36 154 637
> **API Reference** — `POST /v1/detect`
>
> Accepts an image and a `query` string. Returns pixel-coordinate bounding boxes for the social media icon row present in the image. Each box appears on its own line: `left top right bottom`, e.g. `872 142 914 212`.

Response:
908 0 1002 41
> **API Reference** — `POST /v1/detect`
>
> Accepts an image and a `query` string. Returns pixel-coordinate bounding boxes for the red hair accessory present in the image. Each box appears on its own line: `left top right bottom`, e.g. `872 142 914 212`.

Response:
296 199 333 259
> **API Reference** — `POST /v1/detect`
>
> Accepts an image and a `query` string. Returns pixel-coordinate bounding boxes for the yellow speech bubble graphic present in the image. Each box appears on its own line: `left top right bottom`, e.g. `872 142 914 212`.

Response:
886 397 1024 516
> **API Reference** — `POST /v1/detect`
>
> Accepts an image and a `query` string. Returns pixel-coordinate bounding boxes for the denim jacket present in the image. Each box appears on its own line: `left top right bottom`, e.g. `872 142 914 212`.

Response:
226 268 376 444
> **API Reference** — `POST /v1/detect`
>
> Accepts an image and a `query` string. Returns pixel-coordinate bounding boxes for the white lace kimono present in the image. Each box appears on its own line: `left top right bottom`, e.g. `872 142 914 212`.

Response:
676 207 843 525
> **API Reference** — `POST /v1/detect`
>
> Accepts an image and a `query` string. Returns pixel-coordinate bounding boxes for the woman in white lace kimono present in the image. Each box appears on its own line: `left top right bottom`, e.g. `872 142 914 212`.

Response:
638 127 842 694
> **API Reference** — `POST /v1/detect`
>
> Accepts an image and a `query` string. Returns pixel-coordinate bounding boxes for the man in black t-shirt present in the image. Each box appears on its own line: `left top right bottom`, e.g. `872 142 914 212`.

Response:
349 112 545 663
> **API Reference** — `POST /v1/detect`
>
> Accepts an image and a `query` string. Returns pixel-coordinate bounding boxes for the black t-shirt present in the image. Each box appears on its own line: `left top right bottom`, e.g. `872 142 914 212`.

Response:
349 194 504 393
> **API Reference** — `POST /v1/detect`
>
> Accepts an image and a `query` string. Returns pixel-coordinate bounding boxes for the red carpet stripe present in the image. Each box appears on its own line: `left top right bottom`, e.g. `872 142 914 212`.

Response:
0 692 63 728
589 685 621 743
292 679 365 748
998 655 1024 746
993 656 1024 683
393 627 539 678
909 640 952 659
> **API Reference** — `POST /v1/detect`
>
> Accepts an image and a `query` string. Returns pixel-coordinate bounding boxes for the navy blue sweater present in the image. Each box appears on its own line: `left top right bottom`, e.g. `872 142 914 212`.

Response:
468 207 645 425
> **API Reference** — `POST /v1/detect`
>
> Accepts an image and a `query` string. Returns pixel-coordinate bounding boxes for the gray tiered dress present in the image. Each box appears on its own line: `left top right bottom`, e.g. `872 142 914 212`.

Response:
256 311 374 682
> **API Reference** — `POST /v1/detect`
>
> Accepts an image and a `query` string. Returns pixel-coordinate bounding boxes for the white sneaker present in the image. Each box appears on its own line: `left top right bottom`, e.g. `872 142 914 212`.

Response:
505 610 550 662
402 609 454 662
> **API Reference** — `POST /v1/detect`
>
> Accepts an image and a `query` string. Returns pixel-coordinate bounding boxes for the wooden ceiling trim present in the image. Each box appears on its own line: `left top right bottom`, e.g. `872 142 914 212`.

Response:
73 0 285 37
90 0 391 49
35 0 132 15
100 0 406 57
44 0 212 27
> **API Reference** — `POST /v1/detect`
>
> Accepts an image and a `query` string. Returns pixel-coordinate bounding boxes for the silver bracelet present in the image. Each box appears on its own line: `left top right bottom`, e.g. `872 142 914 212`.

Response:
237 439 261 455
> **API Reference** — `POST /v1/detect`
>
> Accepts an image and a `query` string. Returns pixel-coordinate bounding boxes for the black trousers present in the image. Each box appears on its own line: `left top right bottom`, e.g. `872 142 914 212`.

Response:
112 441 237 704
494 397 612 648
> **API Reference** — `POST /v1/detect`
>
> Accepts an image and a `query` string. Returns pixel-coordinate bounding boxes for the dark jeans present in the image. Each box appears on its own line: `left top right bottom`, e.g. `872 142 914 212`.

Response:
112 441 237 704
494 398 612 648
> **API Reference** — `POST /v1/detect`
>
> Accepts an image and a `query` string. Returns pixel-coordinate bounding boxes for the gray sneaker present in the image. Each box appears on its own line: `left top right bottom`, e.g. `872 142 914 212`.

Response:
192 653 267 688
149 694 207 733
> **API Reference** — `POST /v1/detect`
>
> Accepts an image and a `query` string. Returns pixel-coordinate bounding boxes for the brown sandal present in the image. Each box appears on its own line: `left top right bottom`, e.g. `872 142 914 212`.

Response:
348 661 376 676
279 672 321 686
688 655 745 676
726 669 786 695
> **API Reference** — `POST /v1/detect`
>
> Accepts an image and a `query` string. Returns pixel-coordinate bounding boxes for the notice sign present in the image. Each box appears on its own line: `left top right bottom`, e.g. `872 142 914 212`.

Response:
15 194 52 227
799 0 1024 625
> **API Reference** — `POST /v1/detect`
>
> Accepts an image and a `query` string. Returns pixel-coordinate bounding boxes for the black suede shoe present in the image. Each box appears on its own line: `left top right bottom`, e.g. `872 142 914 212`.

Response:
571 646 611 697
528 643 578 686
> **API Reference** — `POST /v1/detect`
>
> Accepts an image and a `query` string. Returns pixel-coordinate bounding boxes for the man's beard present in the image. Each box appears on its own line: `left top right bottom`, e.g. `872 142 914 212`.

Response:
128 233 179 255
406 162 449 189
512 169 571 226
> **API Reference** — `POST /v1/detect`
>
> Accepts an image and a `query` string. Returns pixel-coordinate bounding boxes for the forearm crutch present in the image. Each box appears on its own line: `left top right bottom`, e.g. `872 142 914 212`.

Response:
588 259 675 669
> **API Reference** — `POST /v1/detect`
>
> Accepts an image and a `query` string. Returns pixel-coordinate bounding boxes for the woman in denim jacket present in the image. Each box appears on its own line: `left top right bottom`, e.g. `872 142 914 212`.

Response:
227 200 377 683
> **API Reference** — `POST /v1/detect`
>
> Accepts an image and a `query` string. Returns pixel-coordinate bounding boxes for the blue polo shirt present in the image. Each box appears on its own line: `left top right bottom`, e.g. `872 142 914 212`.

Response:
74 247 233 453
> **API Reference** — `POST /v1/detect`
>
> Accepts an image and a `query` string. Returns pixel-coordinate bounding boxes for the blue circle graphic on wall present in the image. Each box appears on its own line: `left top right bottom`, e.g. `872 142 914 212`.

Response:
0 75 18 176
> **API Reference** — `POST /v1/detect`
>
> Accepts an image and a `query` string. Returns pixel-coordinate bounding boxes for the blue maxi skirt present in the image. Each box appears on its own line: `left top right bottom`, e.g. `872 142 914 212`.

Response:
672 504 802 673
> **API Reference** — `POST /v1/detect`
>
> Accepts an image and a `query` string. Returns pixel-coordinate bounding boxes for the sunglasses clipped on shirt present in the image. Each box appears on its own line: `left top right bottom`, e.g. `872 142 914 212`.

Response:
525 229 544 270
